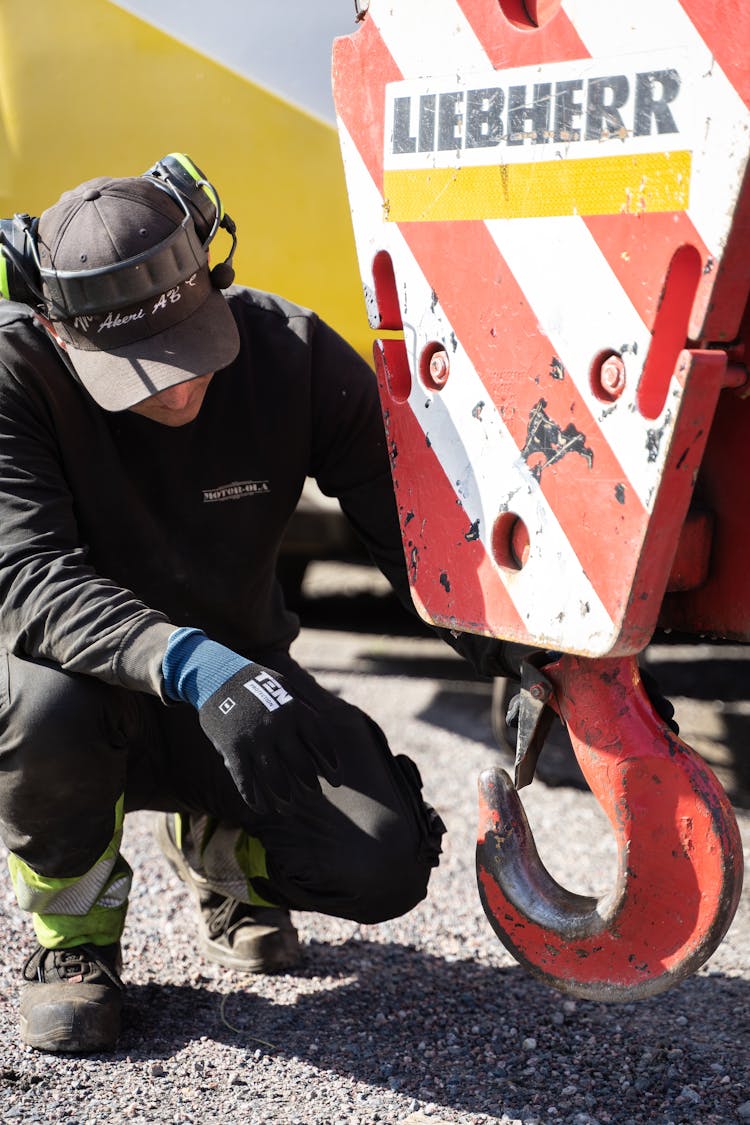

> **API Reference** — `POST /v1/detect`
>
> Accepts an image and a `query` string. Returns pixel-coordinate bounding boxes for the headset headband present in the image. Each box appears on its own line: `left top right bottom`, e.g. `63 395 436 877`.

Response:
37 200 207 319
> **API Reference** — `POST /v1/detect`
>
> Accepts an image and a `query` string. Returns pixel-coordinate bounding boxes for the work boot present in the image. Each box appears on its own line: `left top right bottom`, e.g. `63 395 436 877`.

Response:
155 814 301 973
20 942 123 1053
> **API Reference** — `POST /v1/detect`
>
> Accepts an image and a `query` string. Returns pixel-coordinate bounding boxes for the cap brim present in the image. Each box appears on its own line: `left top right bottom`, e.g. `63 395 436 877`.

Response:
65 288 240 412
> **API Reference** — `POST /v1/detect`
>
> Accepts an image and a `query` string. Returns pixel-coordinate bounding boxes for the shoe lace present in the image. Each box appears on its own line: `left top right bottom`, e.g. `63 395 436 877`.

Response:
22 943 123 989
205 896 252 938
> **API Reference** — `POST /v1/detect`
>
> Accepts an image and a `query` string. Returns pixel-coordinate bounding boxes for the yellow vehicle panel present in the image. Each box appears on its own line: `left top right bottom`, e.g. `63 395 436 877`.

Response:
0 0 368 354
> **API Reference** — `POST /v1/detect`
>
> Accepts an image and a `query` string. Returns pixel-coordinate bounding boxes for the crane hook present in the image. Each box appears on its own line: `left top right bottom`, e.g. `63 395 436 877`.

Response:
476 654 744 1001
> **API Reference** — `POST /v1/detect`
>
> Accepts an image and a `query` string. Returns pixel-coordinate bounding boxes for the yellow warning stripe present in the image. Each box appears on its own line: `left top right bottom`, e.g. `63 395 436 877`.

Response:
383 150 691 222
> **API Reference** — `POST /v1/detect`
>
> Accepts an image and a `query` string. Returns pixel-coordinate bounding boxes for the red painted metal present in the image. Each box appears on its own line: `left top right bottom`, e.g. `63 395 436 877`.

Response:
661 365 750 637
477 655 744 1000
333 0 748 1000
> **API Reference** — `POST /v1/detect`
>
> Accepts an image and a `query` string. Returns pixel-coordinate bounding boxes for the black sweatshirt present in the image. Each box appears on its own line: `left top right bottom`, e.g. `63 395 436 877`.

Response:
0 286 514 702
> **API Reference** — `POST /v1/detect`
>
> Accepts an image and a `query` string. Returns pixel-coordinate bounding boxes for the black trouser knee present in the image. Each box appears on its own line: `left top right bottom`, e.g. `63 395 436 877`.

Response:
249 702 446 924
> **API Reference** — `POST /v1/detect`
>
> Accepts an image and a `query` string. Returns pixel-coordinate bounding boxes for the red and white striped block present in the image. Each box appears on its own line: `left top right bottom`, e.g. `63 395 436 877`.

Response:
333 0 750 656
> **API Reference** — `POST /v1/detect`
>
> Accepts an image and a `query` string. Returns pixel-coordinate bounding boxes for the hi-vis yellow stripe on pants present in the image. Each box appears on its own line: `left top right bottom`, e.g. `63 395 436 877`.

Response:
8 796 130 947
384 150 692 221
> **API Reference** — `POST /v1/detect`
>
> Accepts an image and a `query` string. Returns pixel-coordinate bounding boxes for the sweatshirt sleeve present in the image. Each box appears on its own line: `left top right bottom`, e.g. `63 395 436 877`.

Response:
0 357 176 699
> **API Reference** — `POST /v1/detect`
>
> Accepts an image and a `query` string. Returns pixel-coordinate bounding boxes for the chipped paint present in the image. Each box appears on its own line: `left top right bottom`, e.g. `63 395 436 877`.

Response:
645 427 664 463
408 544 419 581
521 399 594 480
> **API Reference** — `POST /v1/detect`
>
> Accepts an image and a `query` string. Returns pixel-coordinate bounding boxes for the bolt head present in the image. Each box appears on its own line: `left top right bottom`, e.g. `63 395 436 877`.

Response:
429 350 450 384
600 355 626 397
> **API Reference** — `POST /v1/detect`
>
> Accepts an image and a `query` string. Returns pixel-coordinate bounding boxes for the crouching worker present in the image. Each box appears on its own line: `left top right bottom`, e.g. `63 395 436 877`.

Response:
0 156 518 1054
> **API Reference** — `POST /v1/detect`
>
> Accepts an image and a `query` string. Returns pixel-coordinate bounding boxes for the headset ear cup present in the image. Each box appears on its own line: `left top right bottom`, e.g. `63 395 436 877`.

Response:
158 152 208 194
0 216 42 305
0 223 13 300
148 153 237 288
154 153 218 237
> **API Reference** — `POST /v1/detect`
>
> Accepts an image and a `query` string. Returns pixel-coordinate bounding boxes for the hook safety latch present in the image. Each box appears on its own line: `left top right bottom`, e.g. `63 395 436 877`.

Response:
506 656 559 790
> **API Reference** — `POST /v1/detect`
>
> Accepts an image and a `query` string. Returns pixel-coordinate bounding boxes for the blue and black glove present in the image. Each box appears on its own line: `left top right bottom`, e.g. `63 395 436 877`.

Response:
163 627 337 812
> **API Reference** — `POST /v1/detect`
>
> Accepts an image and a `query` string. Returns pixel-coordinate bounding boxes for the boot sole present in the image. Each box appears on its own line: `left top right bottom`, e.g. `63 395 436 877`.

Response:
198 931 300 973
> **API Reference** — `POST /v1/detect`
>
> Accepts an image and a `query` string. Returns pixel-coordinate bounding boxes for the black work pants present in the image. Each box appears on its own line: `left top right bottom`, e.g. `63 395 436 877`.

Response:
0 649 445 925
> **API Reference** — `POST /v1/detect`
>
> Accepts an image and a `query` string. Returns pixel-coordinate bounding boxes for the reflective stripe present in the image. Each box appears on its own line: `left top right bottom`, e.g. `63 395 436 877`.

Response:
178 813 275 908
98 873 132 910
32 859 130 948
7 795 128 916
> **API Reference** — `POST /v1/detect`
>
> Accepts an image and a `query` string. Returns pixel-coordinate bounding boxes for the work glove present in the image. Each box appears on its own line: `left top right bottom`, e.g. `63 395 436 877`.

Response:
163 627 337 812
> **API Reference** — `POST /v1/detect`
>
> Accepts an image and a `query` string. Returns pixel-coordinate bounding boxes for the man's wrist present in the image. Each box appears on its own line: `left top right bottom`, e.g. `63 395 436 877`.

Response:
162 626 251 708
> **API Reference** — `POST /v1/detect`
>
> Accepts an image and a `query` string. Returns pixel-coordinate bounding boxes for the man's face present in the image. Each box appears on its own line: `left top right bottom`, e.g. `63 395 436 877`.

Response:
127 373 214 427
40 317 215 426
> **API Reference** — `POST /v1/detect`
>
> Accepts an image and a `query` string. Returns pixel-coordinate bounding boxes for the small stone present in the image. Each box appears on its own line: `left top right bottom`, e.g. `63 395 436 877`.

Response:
737 1101 750 1120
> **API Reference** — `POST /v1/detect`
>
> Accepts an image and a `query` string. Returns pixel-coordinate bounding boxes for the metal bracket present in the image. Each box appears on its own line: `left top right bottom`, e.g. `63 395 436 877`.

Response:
508 657 558 790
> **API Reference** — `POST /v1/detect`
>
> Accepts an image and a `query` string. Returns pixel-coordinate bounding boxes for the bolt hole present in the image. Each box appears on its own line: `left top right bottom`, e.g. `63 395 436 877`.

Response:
497 0 562 29
371 249 403 331
419 342 451 391
374 338 412 404
492 511 530 571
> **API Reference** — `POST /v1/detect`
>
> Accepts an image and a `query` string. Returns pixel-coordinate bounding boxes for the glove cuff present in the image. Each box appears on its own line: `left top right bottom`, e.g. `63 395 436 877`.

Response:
163 627 251 708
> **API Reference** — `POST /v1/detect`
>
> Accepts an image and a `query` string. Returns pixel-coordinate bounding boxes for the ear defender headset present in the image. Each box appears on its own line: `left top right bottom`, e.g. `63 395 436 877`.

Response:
0 152 238 319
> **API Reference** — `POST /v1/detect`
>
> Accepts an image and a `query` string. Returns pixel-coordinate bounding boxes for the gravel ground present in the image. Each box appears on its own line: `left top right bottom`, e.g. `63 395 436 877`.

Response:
0 567 748 1125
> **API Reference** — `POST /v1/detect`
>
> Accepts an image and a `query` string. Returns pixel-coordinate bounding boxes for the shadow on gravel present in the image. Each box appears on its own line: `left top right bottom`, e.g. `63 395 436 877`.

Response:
297 587 750 809
118 939 749 1121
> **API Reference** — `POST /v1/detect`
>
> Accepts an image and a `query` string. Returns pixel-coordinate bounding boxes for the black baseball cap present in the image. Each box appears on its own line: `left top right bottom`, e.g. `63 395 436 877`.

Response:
36 175 240 411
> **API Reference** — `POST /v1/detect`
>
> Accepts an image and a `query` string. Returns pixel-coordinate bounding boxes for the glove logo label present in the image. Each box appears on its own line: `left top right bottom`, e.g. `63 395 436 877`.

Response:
244 671 293 713
219 697 236 715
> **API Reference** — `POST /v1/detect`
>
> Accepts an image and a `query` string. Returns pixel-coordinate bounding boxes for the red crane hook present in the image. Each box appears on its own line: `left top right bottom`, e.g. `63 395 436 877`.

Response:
476 654 744 1001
